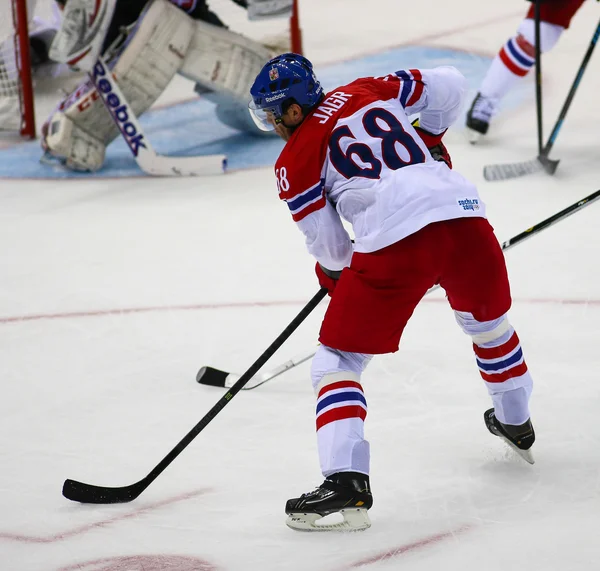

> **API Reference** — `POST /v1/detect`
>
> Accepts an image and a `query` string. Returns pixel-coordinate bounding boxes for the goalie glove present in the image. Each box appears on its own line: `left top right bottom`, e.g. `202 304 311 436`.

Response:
411 118 452 169
49 0 117 72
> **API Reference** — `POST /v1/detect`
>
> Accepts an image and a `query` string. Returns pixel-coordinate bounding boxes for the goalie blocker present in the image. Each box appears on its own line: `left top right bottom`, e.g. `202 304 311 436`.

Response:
43 0 273 172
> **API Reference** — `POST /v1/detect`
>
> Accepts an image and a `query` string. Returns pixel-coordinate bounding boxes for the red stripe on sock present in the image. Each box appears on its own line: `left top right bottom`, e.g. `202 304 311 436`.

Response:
473 331 520 359
480 361 529 383
316 405 367 430
318 380 363 399
499 47 530 77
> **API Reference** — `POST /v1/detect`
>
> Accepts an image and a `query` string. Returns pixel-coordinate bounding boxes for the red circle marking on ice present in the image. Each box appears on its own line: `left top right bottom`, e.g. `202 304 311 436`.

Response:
58 554 217 571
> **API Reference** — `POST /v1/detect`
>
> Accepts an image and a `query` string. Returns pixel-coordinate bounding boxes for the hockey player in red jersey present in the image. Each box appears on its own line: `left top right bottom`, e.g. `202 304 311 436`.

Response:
466 0 587 140
250 54 536 532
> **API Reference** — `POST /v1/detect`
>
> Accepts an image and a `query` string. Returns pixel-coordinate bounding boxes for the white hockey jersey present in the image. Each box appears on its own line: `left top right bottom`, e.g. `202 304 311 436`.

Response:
273 66 486 271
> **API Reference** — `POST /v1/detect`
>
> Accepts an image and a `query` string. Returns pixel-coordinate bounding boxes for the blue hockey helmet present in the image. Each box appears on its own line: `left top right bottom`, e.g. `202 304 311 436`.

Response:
249 53 323 131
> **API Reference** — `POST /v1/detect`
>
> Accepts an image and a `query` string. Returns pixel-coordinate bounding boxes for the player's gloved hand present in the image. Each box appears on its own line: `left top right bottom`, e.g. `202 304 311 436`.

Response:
315 263 342 296
411 119 452 169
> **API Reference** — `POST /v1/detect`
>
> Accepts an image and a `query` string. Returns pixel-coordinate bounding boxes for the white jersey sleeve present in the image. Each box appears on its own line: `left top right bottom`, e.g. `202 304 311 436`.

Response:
411 66 468 134
296 200 353 271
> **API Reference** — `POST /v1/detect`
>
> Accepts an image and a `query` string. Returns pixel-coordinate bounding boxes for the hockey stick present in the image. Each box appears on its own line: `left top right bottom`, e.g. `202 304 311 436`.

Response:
496 188 600 249
197 188 600 387
62 288 328 504
196 345 318 389
534 0 544 157
484 18 600 182
90 57 227 176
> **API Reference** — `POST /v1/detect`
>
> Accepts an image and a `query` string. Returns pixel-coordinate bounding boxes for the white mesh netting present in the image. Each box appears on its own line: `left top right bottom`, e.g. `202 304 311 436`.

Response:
0 0 23 130
0 0 59 135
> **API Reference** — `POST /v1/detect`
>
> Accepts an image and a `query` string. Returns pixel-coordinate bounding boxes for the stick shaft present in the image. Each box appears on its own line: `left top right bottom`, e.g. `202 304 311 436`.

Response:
534 1 543 155
542 19 600 157
125 288 327 491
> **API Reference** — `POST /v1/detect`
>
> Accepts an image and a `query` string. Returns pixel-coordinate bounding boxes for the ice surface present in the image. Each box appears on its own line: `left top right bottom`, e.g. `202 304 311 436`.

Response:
1 0 599 569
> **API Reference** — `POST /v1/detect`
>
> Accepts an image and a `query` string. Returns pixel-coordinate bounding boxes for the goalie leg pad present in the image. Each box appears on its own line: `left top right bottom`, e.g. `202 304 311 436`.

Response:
43 0 195 171
43 111 106 171
179 19 272 123
213 96 277 136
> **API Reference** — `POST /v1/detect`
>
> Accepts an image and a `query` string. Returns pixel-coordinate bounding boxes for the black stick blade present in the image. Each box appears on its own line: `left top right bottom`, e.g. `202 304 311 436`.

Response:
62 478 145 504
196 366 229 387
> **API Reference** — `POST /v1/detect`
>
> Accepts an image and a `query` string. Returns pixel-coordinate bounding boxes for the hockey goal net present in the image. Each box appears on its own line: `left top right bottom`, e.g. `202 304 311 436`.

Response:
0 0 35 138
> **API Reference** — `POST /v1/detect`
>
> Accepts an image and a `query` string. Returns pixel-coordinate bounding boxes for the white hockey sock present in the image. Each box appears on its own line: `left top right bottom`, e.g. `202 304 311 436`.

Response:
315 372 370 477
475 328 533 426
480 36 534 101
491 386 532 426
455 312 533 427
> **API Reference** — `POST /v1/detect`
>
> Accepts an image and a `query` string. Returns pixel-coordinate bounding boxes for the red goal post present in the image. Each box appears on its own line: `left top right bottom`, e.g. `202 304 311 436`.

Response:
0 0 35 138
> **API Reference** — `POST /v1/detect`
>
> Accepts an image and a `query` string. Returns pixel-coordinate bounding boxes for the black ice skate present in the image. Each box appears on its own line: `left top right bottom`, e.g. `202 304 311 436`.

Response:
466 93 497 143
484 408 535 464
285 471 373 532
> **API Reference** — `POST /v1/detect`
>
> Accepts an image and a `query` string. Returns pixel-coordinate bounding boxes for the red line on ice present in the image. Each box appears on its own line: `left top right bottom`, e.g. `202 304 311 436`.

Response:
341 525 471 569
0 296 598 325
0 299 308 324
0 488 211 544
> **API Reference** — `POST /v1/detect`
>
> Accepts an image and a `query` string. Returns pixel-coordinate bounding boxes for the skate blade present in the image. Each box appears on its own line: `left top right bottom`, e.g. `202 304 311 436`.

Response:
286 508 371 532
498 434 535 465
465 128 483 145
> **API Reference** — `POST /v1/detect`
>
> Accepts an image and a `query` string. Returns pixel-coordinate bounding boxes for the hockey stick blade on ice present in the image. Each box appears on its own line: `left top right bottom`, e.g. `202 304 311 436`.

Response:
483 18 600 183
483 154 558 182
90 57 227 177
62 288 328 504
196 346 317 390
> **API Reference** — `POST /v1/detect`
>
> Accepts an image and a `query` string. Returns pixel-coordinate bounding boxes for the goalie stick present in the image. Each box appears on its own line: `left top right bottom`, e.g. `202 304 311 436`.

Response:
198 188 600 388
484 18 600 182
62 288 327 504
90 57 227 177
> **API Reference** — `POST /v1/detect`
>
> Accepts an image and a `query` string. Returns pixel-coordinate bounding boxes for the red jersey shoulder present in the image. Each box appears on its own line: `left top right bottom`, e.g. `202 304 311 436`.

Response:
274 117 329 202
274 119 329 222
